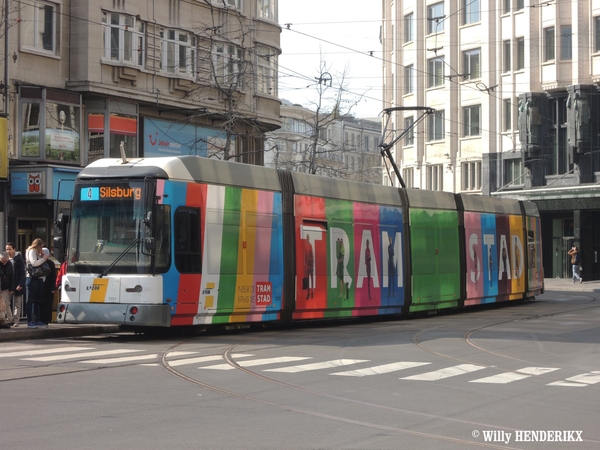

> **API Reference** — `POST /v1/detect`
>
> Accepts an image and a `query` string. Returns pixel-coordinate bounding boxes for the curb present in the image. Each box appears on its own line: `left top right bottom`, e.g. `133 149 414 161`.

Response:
0 325 121 342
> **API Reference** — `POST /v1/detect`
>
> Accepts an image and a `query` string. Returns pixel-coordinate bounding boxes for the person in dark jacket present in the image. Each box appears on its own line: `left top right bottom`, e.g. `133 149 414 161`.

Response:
40 248 57 324
6 242 26 326
0 251 15 328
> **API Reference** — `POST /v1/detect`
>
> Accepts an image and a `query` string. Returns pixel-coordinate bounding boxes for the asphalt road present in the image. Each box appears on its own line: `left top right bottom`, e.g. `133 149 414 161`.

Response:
1 281 599 449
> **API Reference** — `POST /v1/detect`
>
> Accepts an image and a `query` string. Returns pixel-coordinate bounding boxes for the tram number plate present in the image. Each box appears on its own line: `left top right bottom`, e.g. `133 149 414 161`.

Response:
255 282 272 306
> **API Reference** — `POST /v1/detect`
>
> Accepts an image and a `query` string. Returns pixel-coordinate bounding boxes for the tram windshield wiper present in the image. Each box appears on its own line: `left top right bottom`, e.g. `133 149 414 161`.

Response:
99 238 139 278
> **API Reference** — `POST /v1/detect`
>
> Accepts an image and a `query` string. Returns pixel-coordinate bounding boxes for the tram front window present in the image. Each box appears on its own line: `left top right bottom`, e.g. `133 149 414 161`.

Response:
69 182 165 274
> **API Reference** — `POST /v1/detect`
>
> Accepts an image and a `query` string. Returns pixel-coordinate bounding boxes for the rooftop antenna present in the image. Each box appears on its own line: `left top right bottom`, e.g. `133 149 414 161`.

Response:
119 141 128 164
379 106 437 188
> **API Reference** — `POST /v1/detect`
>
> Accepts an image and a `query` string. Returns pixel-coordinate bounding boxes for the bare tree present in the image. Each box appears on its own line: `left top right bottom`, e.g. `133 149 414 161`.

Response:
175 0 277 163
147 1 279 164
266 57 371 178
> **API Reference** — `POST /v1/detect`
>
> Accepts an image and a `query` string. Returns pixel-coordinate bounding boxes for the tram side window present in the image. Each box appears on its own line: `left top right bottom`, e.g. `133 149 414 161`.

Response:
174 207 201 273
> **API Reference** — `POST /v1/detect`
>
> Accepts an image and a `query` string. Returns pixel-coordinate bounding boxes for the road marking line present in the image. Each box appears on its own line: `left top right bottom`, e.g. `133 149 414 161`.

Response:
199 356 312 371
331 362 431 377
265 359 368 373
24 349 143 362
548 371 600 387
470 367 559 384
166 351 198 357
80 354 158 364
166 353 255 367
516 367 559 376
0 347 95 358
401 364 485 381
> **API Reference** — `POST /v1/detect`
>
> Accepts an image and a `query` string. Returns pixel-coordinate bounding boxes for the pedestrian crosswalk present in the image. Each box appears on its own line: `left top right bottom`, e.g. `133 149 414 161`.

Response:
1 344 599 387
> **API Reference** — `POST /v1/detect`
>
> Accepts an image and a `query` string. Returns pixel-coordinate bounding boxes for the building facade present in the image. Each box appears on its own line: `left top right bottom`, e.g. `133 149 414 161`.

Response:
383 0 600 280
265 101 382 184
0 0 281 251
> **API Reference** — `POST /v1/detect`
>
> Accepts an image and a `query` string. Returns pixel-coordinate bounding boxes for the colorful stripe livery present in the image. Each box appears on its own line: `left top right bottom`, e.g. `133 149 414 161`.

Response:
163 180 284 325
464 212 526 306
58 156 544 329
293 195 404 320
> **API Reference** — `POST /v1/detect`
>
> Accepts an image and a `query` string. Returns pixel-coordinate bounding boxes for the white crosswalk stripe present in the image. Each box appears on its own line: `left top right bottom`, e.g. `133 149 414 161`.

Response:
331 361 431 377
470 367 559 384
199 356 311 371
401 364 486 381
24 349 143 362
80 354 158 364
264 359 368 373
547 371 600 387
2 346 594 388
0 346 95 358
141 353 255 367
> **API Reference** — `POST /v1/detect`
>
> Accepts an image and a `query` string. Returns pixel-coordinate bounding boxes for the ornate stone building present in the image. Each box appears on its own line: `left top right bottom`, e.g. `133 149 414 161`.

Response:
383 0 600 280
0 0 281 249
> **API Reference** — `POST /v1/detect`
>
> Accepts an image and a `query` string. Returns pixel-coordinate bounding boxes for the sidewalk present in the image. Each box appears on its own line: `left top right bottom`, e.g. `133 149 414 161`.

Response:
540 277 600 293
1 279 599 342
0 323 121 342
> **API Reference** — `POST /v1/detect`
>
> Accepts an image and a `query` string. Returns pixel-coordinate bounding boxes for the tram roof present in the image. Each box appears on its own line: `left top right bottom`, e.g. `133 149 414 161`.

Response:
404 188 457 210
459 193 522 215
290 172 403 206
78 156 282 191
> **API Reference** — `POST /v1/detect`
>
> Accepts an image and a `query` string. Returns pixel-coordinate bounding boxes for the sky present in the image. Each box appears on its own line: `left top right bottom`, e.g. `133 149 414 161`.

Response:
278 1 383 119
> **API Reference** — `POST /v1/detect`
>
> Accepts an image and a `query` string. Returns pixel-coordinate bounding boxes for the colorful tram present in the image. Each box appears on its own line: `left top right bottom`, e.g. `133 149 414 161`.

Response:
56 156 543 328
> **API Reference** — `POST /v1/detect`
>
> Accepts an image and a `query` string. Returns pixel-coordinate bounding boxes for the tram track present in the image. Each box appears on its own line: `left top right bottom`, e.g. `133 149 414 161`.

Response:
157 299 600 449
412 296 599 378
159 338 523 449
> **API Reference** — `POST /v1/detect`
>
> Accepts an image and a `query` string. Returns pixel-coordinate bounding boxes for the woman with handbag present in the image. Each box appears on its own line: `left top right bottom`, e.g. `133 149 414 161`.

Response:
25 238 50 328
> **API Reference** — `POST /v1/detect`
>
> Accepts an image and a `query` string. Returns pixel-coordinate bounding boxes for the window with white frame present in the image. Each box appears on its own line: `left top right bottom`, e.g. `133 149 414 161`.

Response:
503 40 511 72
503 0 511 14
504 158 523 186
560 25 572 60
595 17 600 53
463 0 480 25
427 165 443 191
516 0 524 10
462 49 480 80
544 27 555 62
461 161 481 191
404 116 414 146
102 12 145 66
257 0 276 21
163 29 196 75
212 0 242 8
256 46 277 95
428 110 445 141
428 57 445 87
404 65 415 94
516 37 525 70
463 105 481 137
22 1 58 53
427 3 445 34
404 13 414 43
503 99 512 132
214 44 243 86
402 168 414 188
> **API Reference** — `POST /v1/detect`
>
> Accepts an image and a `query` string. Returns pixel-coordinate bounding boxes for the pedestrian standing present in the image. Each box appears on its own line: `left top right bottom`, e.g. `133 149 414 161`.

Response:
40 247 57 324
0 251 16 328
567 245 583 284
25 238 49 328
6 242 26 326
